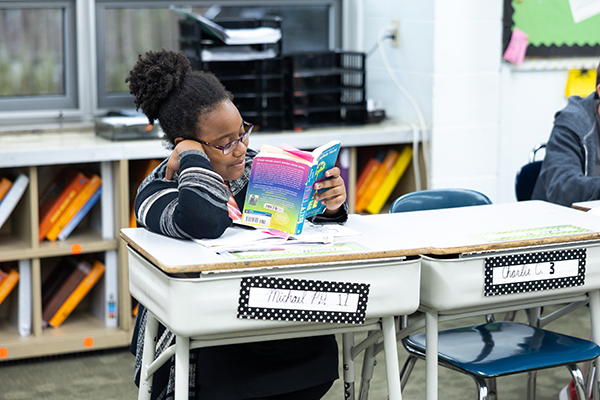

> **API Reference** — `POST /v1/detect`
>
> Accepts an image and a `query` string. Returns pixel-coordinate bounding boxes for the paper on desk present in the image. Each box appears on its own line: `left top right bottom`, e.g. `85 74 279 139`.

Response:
193 221 360 253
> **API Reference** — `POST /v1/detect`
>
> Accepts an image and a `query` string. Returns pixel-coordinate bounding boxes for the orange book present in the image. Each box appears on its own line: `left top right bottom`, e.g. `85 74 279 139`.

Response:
39 170 89 241
355 150 385 205
45 174 102 242
355 149 400 212
49 259 105 328
129 159 161 228
0 177 13 203
0 268 20 305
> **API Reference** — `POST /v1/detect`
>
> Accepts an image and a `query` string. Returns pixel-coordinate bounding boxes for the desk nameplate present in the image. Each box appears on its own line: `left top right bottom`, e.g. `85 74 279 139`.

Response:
237 276 370 324
484 248 586 296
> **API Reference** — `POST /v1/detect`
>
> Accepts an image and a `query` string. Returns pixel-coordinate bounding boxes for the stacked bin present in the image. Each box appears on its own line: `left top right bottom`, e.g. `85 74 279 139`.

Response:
286 51 368 131
178 17 289 132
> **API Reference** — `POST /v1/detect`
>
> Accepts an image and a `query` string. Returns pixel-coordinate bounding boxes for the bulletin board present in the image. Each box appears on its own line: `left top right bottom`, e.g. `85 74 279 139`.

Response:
503 0 600 57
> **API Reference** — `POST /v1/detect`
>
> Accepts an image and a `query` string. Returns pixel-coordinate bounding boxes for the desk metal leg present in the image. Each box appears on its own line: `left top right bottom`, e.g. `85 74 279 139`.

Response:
174 336 190 400
589 290 600 399
343 332 356 400
139 311 159 400
425 310 438 400
382 316 402 400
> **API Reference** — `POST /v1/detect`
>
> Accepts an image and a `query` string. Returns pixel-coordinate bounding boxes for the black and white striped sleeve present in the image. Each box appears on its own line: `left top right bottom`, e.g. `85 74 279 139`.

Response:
134 149 232 239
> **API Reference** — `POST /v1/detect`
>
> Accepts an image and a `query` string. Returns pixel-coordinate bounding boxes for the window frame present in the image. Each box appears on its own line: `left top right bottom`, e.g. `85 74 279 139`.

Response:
0 1 78 113
94 0 342 111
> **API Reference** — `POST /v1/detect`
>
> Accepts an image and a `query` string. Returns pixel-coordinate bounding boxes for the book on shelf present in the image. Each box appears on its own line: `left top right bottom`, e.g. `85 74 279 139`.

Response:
45 174 102 242
365 146 413 214
129 159 162 228
0 176 13 203
0 170 29 230
241 140 341 235
41 257 90 327
355 149 400 213
9 259 31 337
49 259 105 328
355 150 385 208
56 186 102 241
38 169 89 241
170 5 282 45
0 265 20 306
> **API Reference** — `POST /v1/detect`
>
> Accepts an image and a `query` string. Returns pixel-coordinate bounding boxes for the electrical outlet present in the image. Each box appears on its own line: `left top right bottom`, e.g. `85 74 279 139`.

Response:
390 19 400 47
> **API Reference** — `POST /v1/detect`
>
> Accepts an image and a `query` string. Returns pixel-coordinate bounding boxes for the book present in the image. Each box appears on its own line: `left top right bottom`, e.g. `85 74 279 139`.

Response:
129 159 161 228
41 258 90 327
0 177 13 203
0 266 20 306
49 259 105 328
44 173 99 241
0 171 29 230
241 140 342 235
355 150 386 208
56 185 102 241
355 149 400 213
10 259 32 337
365 146 413 214
38 169 89 241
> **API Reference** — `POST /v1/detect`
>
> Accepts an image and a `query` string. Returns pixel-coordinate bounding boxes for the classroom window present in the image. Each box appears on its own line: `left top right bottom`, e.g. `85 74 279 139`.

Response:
96 0 341 110
0 1 77 112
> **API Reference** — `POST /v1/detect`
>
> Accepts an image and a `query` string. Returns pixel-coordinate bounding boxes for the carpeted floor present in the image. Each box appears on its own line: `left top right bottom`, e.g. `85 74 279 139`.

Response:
0 304 590 400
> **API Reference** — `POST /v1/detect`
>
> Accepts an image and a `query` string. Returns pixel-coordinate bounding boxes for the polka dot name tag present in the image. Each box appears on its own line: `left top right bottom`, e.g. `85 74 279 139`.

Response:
484 248 586 296
237 276 370 324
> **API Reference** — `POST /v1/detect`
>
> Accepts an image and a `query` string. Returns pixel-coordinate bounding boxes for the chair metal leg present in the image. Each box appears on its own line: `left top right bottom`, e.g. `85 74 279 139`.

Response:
566 364 588 400
343 332 356 400
399 355 418 390
358 344 376 400
472 376 490 400
484 378 498 400
526 370 537 400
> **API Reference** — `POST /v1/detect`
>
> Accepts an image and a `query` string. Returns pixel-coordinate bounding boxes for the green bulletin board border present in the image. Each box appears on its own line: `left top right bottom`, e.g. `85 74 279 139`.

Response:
503 0 600 58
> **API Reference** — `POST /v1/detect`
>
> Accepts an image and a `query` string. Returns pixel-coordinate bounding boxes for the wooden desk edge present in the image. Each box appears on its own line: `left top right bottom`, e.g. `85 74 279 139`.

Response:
120 230 426 273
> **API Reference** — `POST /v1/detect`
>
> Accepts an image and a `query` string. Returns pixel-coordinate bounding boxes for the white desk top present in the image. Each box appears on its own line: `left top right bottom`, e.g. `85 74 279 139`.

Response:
121 201 600 273
0 120 415 168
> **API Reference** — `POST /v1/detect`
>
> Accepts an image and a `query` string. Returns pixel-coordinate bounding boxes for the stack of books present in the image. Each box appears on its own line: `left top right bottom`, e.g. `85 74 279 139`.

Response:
41 256 105 328
38 168 102 242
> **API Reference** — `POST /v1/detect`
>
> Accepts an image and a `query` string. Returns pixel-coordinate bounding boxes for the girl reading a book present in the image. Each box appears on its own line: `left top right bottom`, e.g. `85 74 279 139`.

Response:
126 49 347 400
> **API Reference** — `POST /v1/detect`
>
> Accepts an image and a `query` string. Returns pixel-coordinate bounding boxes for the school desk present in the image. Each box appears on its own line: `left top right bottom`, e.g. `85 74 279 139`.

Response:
384 200 600 400
121 214 426 400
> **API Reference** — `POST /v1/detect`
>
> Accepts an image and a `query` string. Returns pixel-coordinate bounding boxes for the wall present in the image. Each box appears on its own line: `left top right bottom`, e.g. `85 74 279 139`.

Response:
354 0 598 204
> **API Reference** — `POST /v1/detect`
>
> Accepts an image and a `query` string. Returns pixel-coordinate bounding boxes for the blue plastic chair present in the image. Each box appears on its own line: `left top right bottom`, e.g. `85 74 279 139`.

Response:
515 143 546 201
392 188 600 400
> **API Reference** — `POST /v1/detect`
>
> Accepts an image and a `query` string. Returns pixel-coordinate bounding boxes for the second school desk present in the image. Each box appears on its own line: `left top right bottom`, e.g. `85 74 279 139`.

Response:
120 214 427 400
385 200 600 400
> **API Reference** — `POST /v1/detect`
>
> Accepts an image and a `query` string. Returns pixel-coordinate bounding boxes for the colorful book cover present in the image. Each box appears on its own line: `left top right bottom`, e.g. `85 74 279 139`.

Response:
45 174 102 242
39 169 88 241
49 259 105 328
242 140 341 235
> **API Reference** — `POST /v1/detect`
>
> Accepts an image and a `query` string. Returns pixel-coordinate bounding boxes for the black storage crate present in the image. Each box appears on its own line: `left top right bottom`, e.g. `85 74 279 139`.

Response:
178 17 289 131
286 51 368 130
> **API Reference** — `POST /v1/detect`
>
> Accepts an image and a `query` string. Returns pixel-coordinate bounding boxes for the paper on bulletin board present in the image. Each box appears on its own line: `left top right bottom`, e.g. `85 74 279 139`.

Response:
503 27 529 65
565 69 598 98
569 0 600 23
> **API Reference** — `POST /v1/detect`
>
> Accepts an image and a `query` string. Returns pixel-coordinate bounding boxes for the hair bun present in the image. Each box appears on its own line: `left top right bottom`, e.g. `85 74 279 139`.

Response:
126 50 192 123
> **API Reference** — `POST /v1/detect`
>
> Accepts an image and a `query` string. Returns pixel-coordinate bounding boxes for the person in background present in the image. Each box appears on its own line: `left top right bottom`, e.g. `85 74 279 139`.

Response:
531 62 600 206
126 49 348 400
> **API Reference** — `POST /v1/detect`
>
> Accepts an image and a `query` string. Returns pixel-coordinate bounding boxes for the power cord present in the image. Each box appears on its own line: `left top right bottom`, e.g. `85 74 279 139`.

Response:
371 25 431 191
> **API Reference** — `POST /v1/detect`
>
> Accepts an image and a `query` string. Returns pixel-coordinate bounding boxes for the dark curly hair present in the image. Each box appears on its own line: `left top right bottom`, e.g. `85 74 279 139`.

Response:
126 49 233 148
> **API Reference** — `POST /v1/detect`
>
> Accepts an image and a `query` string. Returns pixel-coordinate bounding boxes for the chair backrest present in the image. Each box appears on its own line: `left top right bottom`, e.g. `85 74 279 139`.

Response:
389 188 492 214
515 143 546 202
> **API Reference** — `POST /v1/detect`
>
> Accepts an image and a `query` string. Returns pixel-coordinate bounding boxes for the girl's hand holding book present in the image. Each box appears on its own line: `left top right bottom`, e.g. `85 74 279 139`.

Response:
314 166 347 216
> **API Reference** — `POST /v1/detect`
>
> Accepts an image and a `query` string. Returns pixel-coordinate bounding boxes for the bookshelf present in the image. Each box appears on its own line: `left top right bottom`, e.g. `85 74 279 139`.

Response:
0 119 420 361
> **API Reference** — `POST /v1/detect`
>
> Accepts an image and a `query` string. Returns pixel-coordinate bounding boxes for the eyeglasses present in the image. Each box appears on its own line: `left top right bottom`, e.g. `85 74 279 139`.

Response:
190 121 254 155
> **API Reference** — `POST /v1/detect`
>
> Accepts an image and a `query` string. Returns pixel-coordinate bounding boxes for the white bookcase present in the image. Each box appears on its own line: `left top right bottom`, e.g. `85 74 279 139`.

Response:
0 120 419 361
